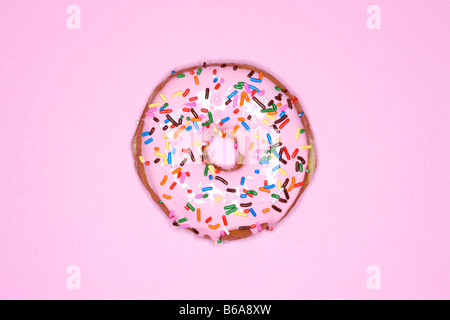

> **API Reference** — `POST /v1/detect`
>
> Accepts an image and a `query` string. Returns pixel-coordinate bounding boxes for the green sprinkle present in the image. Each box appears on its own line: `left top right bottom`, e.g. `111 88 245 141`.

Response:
158 200 163 204
178 217 188 223
186 203 195 211
161 102 168 109
177 74 185 78
197 68 202 75
225 207 238 215
238 82 245 85
204 165 209 176
306 168 310 173
271 104 278 110
300 129 305 134
202 194 209 198
234 85 243 89
271 194 280 199
261 108 277 113
224 204 237 210
217 238 222 243
299 163 303 172
248 190 258 196
186 116 190 121
275 86 281 91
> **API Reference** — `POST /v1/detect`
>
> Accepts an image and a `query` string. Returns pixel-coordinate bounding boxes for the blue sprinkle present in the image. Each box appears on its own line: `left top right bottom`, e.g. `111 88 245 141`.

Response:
298 111 304 117
241 121 250 132
164 119 170 124
208 175 213 180
221 117 230 124
142 131 150 137
267 133 273 145
264 184 275 189
213 77 219 83
167 152 172 164
280 111 286 118
172 148 176 155
250 78 262 83
144 138 153 145
171 70 176 74
202 186 213 192
259 159 270 165
193 121 199 131
272 150 280 159
250 208 257 217
255 170 260 174
227 91 238 100
240 194 248 198
186 126 192 131
240 177 245 185
272 165 281 172
247 85 260 92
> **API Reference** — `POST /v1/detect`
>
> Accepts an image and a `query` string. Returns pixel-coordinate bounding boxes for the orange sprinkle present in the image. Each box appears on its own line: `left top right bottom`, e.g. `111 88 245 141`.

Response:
277 102 282 107
172 168 181 174
258 72 263 80
237 117 245 122
174 125 186 139
154 147 159 151
288 177 295 192
194 76 199 85
162 194 171 199
160 175 168 185
258 187 270 193
242 91 250 102
262 208 270 213
208 223 220 229
268 111 277 115
190 118 201 121
240 93 245 106
197 208 201 222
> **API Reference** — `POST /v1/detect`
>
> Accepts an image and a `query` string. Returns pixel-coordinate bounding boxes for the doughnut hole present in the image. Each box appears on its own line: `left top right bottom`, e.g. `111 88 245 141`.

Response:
202 128 244 172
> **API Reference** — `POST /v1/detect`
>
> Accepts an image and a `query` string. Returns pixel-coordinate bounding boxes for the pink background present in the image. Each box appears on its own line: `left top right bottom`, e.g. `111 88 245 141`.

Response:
1 0 449 299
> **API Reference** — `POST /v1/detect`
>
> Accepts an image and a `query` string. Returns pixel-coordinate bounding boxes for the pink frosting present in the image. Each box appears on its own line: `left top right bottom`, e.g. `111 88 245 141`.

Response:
138 64 310 242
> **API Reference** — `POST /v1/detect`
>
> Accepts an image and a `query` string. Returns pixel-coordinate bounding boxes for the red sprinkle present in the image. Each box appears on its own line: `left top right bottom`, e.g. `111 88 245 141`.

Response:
187 189 192 193
184 205 190 211
186 172 190 177
279 118 290 129
145 161 150 166
160 109 173 114
251 89 257 97
189 96 198 101
205 216 212 223
201 108 209 113
214 83 221 90
213 69 217 75
190 70 194 75
233 108 240 114
222 215 227 226
182 89 190 97
291 148 299 158
170 182 177 190
177 171 182 178
294 182 305 188
283 146 290 160
182 108 191 112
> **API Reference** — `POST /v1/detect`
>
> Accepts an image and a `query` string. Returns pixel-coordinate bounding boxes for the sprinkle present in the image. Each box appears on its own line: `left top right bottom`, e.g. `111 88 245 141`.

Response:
226 188 236 193
148 102 160 108
240 177 245 185
258 187 270 193
222 215 228 226
139 155 144 163
272 165 281 172
233 212 248 217
215 176 228 185
205 216 212 223
186 203 195 211
162 194 172 199
172 91 183 97
177 74 185 78
266 134 273 145
227 90 238 99
144 138 154 144
278 168 288 176
209 224 220 229
170 182 177 190
202 186 213 192
250 78 262 83
160 93 167 102
301 145 312 149
262 208 270 213
298 111 304 117
174 125 186 139
194 76 199 85
279 118 290 129
215 196 222 202
197 208 201 221
272 205 282 212
241 121 251 131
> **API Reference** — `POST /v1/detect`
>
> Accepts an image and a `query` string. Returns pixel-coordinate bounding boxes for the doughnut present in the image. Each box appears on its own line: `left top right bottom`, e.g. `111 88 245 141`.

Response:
132 62 317 243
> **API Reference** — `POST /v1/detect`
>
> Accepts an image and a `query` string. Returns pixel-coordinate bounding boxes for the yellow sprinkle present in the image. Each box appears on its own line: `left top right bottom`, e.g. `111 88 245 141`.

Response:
148 102 160 108
295 127 301 140
172 91 183 97
155 152 167 158
265 115 276 120
278 168 288 176
249 142 254 150
159 93 167 102
139 155 144 163
253 133 260 140
165 141 170 151
213 127 218 133
215 196 222 202
277 180 281 189
233 212 248 217
162 134 167 140
301 145 312 149
193 141 203 146
208 165 216 175
262 119 270 125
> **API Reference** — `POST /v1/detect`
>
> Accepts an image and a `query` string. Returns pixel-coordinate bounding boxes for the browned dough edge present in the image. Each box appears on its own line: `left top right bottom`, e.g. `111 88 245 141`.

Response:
131 62 317 242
